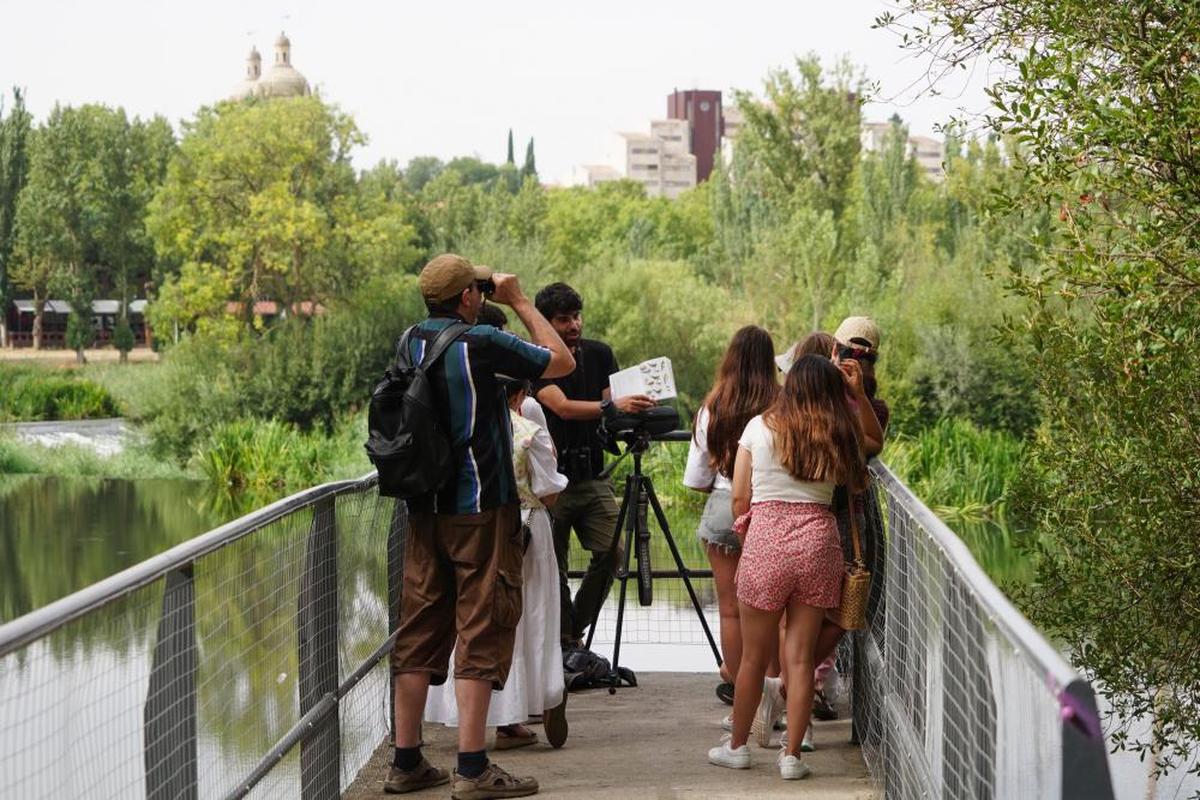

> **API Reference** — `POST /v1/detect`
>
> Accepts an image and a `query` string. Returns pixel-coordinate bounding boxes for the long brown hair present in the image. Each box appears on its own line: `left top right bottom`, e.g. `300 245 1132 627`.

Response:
763 354 866 490
697 325 778 478
796 331 835 359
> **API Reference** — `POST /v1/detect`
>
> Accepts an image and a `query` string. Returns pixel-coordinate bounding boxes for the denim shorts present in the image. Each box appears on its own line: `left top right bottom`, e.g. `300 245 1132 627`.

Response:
696 488 740 553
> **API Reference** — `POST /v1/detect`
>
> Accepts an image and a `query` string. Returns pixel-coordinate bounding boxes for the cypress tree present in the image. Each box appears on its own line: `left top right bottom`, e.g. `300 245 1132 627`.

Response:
506 129 515 164
521 137 536 179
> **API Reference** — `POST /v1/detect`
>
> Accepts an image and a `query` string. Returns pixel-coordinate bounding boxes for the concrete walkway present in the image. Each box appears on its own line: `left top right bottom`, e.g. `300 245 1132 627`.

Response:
343 672 876 799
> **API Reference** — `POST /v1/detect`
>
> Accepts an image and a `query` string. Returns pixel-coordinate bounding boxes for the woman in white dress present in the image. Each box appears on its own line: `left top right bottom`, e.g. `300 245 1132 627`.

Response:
424 379 570 749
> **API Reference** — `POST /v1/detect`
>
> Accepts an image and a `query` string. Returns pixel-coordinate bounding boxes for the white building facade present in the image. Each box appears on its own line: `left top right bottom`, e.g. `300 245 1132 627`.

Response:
572 119 697 199
861 121 945 182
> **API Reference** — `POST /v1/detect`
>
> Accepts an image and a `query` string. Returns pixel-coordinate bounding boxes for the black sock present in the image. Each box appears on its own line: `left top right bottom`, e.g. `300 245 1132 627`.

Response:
457 749 488 779
393 745 421 771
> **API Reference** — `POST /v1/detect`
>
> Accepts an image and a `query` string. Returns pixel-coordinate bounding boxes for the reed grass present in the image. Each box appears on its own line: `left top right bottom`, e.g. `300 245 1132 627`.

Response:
884 417 1025 524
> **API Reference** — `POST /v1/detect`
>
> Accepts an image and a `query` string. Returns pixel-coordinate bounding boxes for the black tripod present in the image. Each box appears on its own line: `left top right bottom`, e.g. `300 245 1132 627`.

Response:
583 429 722 692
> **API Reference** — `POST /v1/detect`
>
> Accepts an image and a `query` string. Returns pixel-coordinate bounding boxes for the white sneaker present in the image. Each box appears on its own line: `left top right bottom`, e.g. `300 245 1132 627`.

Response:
778 751 812 780
721 713 733 732
708 735 752 769
780 726 815 752
750 676 785 748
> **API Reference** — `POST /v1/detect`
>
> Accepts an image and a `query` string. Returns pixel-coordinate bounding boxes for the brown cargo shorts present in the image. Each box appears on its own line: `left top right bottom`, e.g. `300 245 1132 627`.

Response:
390 504 524 689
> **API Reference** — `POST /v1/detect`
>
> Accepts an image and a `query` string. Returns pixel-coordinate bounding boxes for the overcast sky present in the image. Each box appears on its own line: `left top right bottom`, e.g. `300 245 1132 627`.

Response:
0 0 996 184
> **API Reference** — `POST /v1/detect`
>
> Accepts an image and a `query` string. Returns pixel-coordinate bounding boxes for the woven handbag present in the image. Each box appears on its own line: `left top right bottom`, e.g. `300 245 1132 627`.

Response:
826 496 871 631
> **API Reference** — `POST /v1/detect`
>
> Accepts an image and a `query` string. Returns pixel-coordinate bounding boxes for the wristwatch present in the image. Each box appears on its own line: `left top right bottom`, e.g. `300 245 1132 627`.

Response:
600 398 615 420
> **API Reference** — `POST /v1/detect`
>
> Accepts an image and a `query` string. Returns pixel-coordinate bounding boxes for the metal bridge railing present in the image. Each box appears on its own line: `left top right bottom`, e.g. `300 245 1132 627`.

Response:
0 461 1119 800
0 472 403 800
852 463 1115 800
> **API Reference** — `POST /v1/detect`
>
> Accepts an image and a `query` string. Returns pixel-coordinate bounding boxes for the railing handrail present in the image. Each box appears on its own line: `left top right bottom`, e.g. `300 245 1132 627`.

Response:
870 461 1079 690
0 471 379 659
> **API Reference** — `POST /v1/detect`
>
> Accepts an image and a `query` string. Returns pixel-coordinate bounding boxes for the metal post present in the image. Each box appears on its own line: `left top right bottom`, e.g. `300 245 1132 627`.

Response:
1060 681 1115 800
144 565 198 800
299 497 340 800
387 499 407 741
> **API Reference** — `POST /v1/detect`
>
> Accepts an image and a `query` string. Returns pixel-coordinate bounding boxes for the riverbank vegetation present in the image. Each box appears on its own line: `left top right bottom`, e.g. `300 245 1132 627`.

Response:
1 61 1029 517
0 365 119 421
883 0 1200 779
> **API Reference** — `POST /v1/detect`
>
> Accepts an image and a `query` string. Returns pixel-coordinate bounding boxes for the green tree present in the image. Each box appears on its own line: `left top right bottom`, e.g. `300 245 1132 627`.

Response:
521 137 537 180
13 105 102 356
506 128 515 165
734 55 865 223
884 0 1200 775
112 316 135 362
148 96 413 336
0 88 32 349
402 155 443 194
12 104 171 359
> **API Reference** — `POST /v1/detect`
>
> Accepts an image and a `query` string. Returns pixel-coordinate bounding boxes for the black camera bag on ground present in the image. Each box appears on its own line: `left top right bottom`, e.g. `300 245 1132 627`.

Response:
562 645 637 691
365 322 471 499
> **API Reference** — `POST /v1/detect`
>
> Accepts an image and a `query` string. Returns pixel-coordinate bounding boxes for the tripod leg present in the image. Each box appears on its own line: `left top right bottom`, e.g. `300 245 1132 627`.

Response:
584 477 632 652
643 477 723 669
608 475 639 688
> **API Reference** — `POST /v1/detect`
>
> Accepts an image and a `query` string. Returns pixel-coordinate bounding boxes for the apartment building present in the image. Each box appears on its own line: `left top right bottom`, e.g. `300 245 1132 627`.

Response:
571 119 697 199
861 121 945 181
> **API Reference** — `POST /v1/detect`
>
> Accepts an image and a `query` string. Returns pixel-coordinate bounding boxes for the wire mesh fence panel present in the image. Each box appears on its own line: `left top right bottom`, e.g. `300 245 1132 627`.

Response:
850 464 1113 800
0 583 166 797
569 524 719 649
0 475 397 800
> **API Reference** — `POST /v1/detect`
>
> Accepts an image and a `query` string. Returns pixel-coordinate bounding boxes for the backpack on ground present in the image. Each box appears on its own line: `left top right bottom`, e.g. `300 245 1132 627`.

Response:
562 645 637 691
365 322 471 499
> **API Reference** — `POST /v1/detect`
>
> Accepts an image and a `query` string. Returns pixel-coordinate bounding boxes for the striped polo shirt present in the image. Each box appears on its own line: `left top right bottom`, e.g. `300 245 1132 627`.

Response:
406 314 552 515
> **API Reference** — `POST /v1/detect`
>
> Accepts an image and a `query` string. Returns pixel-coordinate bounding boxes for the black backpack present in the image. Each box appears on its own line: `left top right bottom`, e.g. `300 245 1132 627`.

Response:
562 645 637 691
365 322 471 499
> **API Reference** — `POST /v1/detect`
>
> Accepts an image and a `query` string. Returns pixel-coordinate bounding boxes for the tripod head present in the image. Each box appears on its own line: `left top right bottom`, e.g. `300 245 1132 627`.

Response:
599 406 689 475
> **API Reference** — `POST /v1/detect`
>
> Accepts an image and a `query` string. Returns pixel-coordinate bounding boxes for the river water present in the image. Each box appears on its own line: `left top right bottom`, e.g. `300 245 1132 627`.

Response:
0 473 1195 798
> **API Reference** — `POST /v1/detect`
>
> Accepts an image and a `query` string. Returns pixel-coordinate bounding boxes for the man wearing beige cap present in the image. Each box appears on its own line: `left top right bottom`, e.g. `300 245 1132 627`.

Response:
388 254 573 798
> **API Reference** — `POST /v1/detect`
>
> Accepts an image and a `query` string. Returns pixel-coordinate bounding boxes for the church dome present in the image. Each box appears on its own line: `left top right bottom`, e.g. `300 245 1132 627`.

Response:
256 31 310 98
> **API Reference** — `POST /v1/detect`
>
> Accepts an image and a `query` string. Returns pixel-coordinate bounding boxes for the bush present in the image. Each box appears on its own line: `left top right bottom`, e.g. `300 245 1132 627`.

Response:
141 273 425 460
0 366 120 422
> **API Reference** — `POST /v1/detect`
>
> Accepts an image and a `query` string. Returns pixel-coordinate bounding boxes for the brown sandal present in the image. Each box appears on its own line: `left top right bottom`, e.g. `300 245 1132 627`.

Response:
493 728 538 750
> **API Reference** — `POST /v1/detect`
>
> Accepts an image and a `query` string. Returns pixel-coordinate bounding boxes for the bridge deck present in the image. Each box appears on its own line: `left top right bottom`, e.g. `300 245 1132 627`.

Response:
343 672 876 799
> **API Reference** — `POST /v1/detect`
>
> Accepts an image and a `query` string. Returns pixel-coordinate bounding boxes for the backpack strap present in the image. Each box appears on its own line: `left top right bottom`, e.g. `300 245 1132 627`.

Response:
393 326 416 370
394 321 472 372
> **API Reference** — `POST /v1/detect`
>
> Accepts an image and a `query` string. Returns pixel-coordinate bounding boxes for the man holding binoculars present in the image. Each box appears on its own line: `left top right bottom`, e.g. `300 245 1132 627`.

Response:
531 282 655 648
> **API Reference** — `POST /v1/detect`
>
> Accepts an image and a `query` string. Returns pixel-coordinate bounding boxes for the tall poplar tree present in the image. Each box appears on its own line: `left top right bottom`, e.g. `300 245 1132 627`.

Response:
0 88 31 348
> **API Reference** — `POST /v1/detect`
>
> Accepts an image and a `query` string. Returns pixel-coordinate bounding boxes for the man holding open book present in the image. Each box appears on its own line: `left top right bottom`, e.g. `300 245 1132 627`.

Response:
531 282 655 648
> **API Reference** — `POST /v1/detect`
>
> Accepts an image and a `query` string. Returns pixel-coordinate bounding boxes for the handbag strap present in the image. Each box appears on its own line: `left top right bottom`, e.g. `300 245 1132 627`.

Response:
847 491 863 564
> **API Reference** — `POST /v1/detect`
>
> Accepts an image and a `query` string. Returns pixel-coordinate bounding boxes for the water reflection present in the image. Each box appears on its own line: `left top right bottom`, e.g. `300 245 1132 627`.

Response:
0 475 225 622
0 476 393 798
